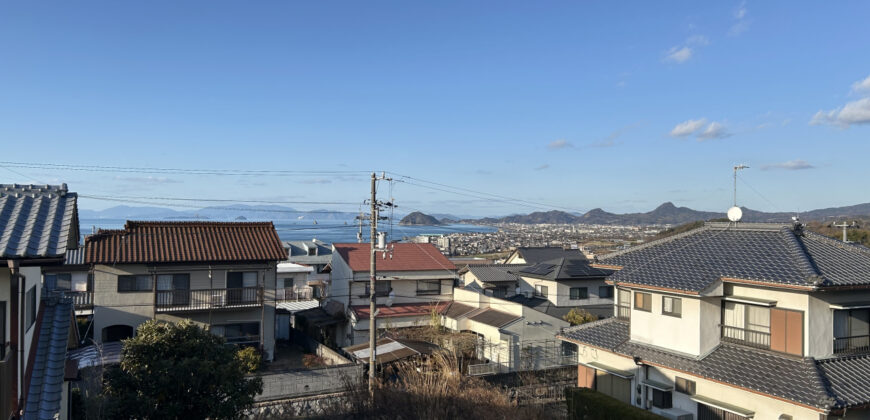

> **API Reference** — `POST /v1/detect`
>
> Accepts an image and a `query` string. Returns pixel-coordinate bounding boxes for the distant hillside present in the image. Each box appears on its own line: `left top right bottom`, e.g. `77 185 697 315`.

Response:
457 201 870 226
399 211 443 226
79 204 358 221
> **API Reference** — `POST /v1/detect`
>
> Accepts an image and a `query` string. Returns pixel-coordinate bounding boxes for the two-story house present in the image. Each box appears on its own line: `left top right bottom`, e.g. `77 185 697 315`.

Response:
504 246 588 265
558 221 870 420
1 183 81 420
511 257 614 319
330 243 456 346
86 221 287 360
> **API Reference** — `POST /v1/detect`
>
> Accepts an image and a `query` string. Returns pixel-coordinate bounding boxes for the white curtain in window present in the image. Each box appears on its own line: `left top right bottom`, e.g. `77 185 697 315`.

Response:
619 290 631 306
157 275 173 291
663 297 673 313
724 302 745 328
852 309 870 337
747 305 770 333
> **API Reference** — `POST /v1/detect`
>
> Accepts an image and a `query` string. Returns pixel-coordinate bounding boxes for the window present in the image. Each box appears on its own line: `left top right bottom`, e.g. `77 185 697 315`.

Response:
599 286 613 299
535 285 548 298
662 296 682 317
651 389 672 409
723 302 772 348
417 280 442 295
213 322 260 345
227 272 258 288
617 289 631 319
26 286 36 331
365 280 391 297
44 273 71 290
0 301 5 358
570 287 588 300
156 274 191 306
674 377 695 395
834 309 870 354
118 275 152 292
634 292 651 312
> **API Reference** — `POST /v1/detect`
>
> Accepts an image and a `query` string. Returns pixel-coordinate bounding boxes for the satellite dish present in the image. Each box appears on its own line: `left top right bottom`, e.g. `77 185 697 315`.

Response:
727 206 743 222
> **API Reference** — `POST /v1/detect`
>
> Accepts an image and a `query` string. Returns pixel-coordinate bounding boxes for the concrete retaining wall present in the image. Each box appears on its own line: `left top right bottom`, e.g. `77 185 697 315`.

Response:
255 363 363 401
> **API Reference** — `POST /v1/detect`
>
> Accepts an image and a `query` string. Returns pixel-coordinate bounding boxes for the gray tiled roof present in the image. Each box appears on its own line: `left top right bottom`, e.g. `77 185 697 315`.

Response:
63 247 86 266
442 301 477 319
24 298 74 420
600 222 870 292
506 295 612 320
283 240 332 265
467 264 528 285
514 247 587 264
518 257 613 281
559 319 870 410
0 184 79 259
466 308 522 328
817 354 870 409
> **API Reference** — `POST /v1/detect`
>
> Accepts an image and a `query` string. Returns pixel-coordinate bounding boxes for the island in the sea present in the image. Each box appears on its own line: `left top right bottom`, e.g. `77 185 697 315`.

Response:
399 211 443 226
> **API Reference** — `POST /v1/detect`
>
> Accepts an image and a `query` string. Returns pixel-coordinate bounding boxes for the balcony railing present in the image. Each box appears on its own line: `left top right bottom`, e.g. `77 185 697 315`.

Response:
468 363 500 376
721 325 771 349
277 287 313 301
834 335 870 355
156 287 263 312
225 334 261 346
66 291 94 309
617 305 631 320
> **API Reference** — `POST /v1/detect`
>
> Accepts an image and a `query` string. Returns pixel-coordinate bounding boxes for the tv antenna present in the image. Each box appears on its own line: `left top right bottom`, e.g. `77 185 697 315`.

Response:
728 164 749 222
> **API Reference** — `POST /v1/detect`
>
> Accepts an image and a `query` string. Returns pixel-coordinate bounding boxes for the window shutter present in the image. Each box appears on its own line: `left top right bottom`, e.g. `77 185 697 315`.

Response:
786 310 803 356
770 308 787 353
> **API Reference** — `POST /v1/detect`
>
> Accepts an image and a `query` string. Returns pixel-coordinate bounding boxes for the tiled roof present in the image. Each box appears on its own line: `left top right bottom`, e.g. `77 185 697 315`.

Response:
600 222 870 292
518 257 613 281
817 354 870 409
0 184 79 259
513 247 587 264
24 298 74 420
350 302 449 320
85 221 287 264
334 242 456 273
466 308 522 328
441 301 477 319
63 247 85 266
558 319 870 411
506 295 612 320
467 264 527 285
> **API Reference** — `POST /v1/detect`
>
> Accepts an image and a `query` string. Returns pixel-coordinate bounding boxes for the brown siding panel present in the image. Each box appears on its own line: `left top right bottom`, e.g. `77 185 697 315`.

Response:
770 308 787 353
578 365 595 389
786 310 804 356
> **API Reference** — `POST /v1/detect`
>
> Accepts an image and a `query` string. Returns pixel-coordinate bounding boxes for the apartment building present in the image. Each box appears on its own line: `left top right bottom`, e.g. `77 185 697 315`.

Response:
329 243 456 346
558 222 870 419
85 221 286 360
1 184 80 420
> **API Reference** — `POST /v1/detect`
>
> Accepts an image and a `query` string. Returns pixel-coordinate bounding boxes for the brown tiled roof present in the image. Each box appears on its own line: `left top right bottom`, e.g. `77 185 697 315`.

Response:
85 221 287 264
334 242 456 272
350 302 449 320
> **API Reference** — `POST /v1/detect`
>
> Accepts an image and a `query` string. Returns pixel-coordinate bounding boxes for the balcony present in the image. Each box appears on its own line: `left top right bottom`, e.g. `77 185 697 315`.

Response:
156 287 263 313
66 291 94 310
834 335 870 355
721 325 770 349
277 287 313 301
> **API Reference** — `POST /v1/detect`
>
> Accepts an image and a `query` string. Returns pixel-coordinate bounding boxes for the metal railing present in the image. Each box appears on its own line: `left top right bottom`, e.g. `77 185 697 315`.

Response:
834 335 870 354
225 334 261 346
721 325 770 349
468 363 501 376
66 291 94 309
156 287 263 312
617 305 631 320
277 288 313 301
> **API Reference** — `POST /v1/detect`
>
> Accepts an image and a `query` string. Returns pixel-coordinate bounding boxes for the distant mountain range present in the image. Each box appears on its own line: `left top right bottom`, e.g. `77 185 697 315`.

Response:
454 202 870 225
79 201 870 226
399 211 443 226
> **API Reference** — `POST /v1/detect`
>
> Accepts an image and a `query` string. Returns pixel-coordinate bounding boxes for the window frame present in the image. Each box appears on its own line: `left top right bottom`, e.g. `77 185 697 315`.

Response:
117 275 153 293
569 287 588 300
365 280 391 297
25 286 36 331
416 279 442 296
634 291 651 312
535 284 549 298
651 388 673 409
662 296 682 318
598 285 614 299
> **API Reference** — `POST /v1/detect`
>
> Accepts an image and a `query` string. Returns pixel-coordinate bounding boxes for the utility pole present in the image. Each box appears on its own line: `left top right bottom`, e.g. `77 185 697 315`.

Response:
368 173 378 396
833 221 853 243
367 172 394 398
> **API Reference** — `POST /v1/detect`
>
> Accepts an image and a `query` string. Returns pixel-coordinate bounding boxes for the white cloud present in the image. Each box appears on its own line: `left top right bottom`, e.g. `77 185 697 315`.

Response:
697 122 731 140
533 164 550 171
665 46 693 63
811 98 870 128
669 118 708 137
761 160 815 171
729 1 750 36
548 139 573 149
686 35 710 46
852 75 870 93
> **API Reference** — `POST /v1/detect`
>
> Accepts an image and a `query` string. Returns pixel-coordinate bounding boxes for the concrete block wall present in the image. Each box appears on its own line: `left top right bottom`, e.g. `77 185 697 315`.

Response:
255 364 363 401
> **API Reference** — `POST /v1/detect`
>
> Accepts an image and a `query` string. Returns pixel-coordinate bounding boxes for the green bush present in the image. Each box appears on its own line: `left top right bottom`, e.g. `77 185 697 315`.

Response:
565 387 662 420
236 346 263 373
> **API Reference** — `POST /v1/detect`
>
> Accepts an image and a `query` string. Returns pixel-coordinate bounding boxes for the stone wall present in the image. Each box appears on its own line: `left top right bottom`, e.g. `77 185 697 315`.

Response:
245 392 350 419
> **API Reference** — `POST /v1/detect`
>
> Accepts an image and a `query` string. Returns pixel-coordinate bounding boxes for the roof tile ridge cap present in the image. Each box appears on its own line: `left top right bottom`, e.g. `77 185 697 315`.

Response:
600 224 711 260
779 227 824 283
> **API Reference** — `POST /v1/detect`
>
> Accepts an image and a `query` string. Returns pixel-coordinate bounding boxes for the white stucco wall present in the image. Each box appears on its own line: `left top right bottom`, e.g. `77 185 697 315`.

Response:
629 290 705 356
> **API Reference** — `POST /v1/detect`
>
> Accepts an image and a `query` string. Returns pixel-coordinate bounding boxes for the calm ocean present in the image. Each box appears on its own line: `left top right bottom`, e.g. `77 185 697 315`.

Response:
78 219 496 244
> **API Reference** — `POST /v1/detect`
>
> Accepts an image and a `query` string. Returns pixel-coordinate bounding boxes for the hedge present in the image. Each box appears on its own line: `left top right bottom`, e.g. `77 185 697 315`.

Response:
565 387 664 420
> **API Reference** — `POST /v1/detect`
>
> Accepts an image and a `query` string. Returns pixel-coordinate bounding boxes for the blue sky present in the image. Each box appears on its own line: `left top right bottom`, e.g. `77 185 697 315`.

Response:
1 1 869 217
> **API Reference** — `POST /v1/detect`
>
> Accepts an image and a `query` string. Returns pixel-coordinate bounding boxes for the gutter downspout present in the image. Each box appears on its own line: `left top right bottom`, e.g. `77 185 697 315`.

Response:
8 259 24 418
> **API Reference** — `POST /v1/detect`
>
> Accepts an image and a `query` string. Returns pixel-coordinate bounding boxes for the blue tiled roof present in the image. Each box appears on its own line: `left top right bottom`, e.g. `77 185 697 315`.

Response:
0 184 78 259
24 298 74 420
